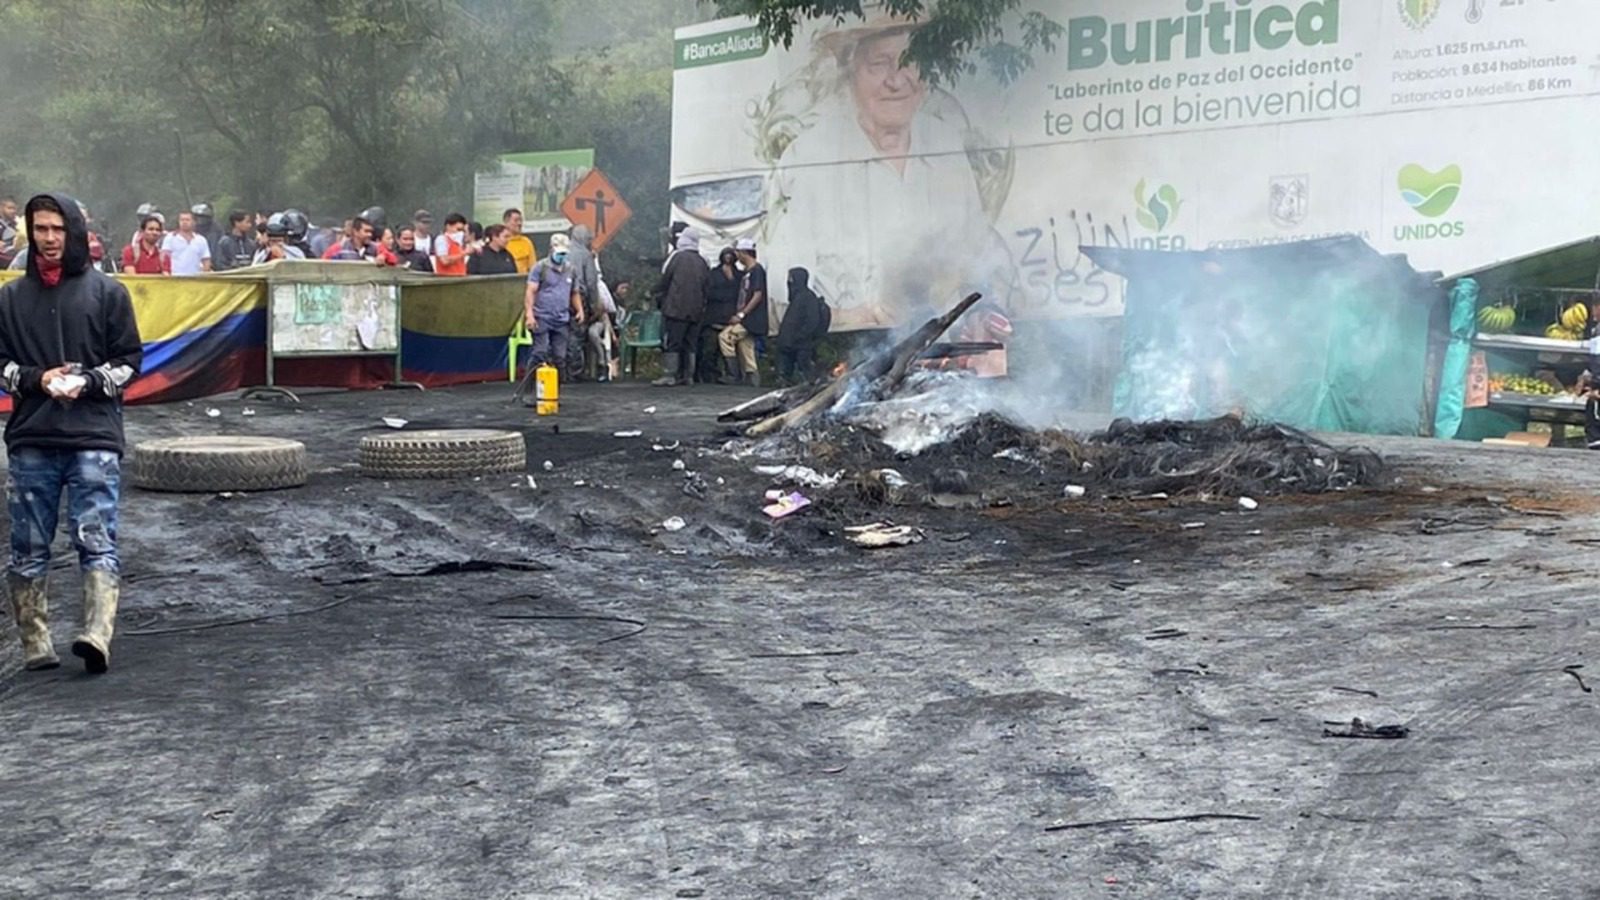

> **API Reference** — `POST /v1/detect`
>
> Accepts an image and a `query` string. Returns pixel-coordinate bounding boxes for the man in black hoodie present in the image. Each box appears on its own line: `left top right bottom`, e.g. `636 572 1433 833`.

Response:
0 193 142 674
776 266 830 384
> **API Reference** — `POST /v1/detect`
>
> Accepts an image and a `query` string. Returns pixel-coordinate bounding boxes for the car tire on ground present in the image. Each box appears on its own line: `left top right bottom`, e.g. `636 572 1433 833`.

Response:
359 429 527 479
131 436 309 493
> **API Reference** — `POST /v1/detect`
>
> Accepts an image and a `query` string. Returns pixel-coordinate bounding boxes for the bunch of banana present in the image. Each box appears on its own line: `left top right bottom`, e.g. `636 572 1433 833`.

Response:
1544 323 1585 341
1476 303 1517 333
1541 303 1589 341
1492 372 1559 396
1561 302 1589 332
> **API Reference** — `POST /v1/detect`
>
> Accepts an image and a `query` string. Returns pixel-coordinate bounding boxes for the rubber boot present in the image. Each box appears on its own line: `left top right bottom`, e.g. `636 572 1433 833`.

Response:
718 355 742 385
8 572 58 670
652 353 680 387
744 365 761 389
677 350 696 386
71 570 118 675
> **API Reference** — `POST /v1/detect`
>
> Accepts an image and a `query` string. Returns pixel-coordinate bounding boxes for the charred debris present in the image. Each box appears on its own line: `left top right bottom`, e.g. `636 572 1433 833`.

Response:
717 294 1385 509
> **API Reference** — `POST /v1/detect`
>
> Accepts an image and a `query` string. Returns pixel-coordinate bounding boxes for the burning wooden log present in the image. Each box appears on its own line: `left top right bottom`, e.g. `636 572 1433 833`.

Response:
742 292 983 437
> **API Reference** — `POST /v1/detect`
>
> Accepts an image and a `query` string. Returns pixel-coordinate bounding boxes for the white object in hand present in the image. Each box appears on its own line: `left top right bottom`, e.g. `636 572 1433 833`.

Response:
47 374 87 397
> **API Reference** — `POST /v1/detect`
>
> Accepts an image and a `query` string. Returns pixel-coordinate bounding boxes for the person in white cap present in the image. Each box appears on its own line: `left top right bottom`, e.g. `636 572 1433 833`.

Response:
522 232 585 378
718 238 767 386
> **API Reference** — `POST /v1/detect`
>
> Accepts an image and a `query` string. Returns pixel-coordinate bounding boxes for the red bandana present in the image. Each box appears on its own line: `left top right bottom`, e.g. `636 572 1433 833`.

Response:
35 253 63 288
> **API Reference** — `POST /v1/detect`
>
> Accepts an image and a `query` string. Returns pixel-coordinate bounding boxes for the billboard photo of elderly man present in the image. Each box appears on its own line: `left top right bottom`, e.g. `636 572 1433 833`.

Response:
755 14 1017 331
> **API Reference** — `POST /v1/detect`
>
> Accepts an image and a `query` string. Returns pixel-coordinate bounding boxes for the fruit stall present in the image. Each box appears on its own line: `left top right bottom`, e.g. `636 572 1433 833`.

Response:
1448 237 1600 447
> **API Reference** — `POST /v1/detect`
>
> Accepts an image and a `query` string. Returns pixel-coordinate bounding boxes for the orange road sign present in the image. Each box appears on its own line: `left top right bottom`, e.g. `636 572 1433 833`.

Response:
560 168 631 252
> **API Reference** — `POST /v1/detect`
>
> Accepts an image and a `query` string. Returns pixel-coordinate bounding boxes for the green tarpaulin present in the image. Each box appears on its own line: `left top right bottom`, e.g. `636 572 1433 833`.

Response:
1086 237 1445 436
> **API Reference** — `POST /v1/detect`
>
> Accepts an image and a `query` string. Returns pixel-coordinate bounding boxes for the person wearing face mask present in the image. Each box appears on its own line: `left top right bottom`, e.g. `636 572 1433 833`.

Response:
652 228 709 387
775 266 831 383
698 246 742 383
522 233 585 379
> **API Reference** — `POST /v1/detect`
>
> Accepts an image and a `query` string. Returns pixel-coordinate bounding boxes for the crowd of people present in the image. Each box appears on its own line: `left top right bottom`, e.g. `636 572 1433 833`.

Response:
0 199 562 279
0 195 835 388
649 224 831 388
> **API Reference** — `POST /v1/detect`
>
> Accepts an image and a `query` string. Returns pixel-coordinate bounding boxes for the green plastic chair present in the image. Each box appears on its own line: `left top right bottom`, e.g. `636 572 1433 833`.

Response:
507 318 532 382
620 309 664 378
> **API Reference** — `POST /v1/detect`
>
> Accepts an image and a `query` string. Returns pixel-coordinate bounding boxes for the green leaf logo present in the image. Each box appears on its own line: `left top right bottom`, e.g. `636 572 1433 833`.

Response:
1134 178 1183 232
1398 0 1441 30
1398 163 1463 218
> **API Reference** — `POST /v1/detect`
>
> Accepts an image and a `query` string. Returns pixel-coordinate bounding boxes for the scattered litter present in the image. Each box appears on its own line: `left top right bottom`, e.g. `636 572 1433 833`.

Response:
1238 497 1259 511
763 492 811 519
845 522 924 548
217 492 239 499
715 477 725 486
661 516 687 533
672 459 687 472
542 460 554 471
525 476 537 489
1063 485 1087 499
1246 529 1263 536
613 430 643 438
992 447 1037 466
1144 628 1187 640
652 441 682 452
1134 492 1170 501
880 469 909 488
1563 665 1592 693
241 408 256 417
1181 522 1206 530
1322 717 1409 740
573 480 586 487
1420 485 1441 494
643 406 657 414
681 473 708 499
205 408 222 418
752 464 841 490
764 489 784 501
382 417 408 429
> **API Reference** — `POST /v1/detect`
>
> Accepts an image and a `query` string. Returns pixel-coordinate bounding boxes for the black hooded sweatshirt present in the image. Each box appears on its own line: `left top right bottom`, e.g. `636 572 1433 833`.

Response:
0 192 143 454
777 267 829 349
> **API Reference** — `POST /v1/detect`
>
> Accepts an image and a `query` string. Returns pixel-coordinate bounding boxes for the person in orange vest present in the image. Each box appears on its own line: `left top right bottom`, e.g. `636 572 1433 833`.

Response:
431 212 470 276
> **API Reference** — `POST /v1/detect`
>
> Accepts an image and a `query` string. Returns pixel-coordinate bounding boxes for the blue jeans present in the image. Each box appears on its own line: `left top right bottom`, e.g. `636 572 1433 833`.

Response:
6 447 122 578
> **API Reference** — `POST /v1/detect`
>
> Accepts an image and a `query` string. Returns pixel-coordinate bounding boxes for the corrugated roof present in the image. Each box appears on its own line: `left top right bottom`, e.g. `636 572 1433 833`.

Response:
1443 236 1600 294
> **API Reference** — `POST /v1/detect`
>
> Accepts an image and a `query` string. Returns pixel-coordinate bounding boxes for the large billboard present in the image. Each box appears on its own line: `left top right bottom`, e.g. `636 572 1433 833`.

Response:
474 149 595 233
671 1 1600 330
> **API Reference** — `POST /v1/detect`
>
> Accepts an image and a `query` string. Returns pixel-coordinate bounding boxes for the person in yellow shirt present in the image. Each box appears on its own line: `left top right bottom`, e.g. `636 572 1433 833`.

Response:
502 208 537 274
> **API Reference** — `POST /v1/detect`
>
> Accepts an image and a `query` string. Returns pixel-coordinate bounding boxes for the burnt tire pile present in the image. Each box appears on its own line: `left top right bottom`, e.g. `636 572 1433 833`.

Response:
358 429 527 479
131 436 309 493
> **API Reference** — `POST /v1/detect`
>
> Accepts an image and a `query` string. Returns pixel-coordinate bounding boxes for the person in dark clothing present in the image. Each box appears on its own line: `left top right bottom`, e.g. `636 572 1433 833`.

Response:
467 225 518 275
776 266 830 383
191 203 225 255
394 226 433 273
0 193 143 674
698 247 742 383
214 210 259 271
719 239 768 386
652 229 709 386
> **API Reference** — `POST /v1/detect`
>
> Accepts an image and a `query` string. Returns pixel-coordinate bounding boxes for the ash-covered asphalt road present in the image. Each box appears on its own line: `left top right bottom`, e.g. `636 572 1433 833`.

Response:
2 382 1597 898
